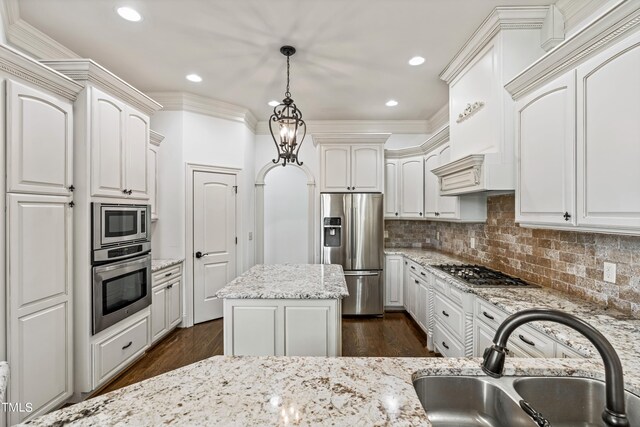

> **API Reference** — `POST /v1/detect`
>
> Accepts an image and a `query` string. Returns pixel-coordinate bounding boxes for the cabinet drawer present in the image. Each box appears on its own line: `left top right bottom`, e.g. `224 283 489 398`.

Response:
476 298 508 329
152 264 182 287
508 324 555 358
433 276 449 295
94 316 149 384
434 293 464 340
556 343 586 359
434 322 465 357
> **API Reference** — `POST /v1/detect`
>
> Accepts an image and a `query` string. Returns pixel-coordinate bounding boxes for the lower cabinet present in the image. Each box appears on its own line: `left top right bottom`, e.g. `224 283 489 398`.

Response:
151 263 183 344
223 299 341 356
384 255 404 307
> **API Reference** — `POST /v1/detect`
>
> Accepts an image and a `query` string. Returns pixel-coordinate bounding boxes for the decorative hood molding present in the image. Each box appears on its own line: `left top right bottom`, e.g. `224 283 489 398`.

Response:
431 154 487 196
41 59 163 115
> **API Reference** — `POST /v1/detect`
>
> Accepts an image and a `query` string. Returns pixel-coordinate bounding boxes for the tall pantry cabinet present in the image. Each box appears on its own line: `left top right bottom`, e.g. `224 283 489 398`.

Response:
1 44 83 425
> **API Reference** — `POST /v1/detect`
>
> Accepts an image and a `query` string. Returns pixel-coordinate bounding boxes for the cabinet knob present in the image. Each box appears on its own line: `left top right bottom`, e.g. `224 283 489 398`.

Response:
419 212 423 216
128 189 133 195
68 185 75 192
563 212 571 221
122 189 128 194
352 187 356 190
347 187 351 190
395 212 398 216
68 201 75 208
435 212 440 217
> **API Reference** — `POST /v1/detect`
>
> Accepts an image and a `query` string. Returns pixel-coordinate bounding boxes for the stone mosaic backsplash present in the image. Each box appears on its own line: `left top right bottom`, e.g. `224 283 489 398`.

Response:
385 194 640 318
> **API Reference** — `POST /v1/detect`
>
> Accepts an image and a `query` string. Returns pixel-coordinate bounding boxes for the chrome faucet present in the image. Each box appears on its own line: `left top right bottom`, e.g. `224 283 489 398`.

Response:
481 308 629 427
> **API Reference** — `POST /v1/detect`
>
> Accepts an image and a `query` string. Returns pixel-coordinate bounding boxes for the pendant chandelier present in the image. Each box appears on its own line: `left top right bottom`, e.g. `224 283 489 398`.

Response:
269 45 306 167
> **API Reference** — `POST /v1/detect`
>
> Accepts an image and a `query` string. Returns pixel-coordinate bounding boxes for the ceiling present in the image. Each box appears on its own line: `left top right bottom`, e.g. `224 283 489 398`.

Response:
19 0 554 121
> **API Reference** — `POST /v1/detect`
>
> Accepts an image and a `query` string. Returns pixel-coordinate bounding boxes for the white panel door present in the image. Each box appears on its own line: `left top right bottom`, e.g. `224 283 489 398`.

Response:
193 171 237 323
424 153 439 218
148 143 159 220
399 157 424 218
384 159 399 218
351 145 382 192
320 145 351 192
91 88 126 197
7 194 72 424
284 306 329 356
384 255 403 306
577 34 640 230
517 72 576 226
151 286 167 342
125 108 149 199
232 306 277 356
7 81 73 196
436 145 460 219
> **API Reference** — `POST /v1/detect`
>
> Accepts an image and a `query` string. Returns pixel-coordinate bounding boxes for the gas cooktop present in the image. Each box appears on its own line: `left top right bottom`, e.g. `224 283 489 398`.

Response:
434 264 539 288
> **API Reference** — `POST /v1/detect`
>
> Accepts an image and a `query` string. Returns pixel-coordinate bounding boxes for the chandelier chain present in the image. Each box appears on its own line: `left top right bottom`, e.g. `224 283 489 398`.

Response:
285 55 291 97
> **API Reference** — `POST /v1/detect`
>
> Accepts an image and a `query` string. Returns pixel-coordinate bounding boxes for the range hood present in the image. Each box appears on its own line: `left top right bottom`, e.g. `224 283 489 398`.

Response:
431 153 510 196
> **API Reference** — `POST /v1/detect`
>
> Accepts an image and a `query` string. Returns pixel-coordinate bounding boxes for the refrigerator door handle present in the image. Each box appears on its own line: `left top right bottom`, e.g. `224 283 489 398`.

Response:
343 271 380 276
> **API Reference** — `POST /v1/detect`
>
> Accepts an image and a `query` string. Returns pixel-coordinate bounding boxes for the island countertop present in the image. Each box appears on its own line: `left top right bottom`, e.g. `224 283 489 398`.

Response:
215 264 349 300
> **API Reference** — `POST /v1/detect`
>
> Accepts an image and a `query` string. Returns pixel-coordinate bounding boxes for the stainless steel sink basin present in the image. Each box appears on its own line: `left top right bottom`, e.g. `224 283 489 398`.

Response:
513 377 640 427
413 375 640 427
412 376 536 427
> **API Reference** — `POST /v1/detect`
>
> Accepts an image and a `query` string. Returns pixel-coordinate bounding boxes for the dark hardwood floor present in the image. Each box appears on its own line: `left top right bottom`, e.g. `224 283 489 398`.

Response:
96 311 437 396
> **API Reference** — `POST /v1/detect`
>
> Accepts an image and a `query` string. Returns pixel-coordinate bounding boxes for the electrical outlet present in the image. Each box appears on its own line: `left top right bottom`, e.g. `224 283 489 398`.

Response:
384 230 389 239
248 232 253 241
604 262 616 283
470 237 476 249
436 231 440 240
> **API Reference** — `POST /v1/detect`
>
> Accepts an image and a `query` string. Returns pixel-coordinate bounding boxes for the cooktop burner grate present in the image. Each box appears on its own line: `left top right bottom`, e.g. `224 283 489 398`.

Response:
434 264 539 288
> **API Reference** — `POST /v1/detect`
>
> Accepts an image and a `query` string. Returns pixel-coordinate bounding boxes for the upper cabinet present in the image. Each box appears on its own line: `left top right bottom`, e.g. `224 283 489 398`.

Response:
90 87 149 200
399 157 424 218
384 159 399 218
508 5 640 235
435 7 548 196
148 130 164 221
315 134 388 193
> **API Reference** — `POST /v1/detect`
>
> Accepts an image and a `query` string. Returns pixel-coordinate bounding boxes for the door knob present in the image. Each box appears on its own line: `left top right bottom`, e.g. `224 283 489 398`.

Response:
195 251 203 258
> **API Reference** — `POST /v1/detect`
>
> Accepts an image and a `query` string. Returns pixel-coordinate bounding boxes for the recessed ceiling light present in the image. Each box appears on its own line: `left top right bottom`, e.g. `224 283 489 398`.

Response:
186 74 202 83
116 6 142 22
408 56 425 66
268 100 280 107
386 100 398 107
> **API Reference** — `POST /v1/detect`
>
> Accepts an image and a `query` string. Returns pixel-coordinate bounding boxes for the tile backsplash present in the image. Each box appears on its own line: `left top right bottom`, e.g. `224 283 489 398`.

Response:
385 194 640 318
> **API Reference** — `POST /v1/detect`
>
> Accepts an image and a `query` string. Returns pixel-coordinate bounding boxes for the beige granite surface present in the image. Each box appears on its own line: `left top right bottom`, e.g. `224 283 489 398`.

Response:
216 264 349 299
151 258 184 272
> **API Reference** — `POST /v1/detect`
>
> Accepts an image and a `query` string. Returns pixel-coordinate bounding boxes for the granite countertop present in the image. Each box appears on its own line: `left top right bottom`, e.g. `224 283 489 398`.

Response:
0 361 8 404
216 264 349 300
24 356 608 427
151 258 184 272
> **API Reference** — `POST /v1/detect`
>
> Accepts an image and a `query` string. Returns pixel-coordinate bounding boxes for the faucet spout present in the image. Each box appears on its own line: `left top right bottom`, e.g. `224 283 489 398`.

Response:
481 308 629 427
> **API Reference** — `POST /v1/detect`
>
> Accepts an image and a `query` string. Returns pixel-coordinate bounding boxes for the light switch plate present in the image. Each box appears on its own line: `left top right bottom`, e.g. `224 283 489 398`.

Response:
436 231 440 240
604 262 616 283
384 230 389 238
470 237 476 249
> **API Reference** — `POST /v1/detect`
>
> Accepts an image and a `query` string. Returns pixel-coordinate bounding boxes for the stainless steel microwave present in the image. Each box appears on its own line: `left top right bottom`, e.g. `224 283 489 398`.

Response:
92 203 150 251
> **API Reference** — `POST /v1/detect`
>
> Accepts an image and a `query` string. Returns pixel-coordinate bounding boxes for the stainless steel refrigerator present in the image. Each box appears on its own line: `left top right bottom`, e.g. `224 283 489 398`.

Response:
321 193 384 315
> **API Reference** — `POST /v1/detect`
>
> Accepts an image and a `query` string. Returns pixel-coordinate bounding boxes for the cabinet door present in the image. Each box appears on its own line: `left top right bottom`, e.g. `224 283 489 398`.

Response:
167 280 182 329
399 157 424 218
408 276 418 317
7 81 73 196
402 259 410 311
516 72 576 226
7 194 72 424
125 108 150 200
576 33 640 230
151 285 167 342
320 145 351 192
418 283 428 331
424 153 439 218
284 306 330 356
351 145 383 192
384 255 403 306
384 159 399 218
148 143 160 220
474 320 496 357
435 145 460 219
91 88 126 197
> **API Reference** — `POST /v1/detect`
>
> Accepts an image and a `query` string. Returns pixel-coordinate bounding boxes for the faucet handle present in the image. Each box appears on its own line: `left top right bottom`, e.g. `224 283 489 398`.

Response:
520 400 551 427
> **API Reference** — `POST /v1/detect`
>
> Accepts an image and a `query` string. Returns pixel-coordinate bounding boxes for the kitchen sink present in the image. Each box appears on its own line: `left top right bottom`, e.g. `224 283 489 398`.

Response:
413 375 640 427
513 377 640 426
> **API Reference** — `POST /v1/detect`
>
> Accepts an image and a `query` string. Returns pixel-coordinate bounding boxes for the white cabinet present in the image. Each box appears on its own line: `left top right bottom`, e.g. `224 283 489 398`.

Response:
6 81 73 196
150 263 183 344
399 157 424 218
417 281 428 332
91 87 149 200
384 159 399 218
6 193 73 424
384 255 403 307
320 144 383 192
148 131 164 221
516 72 576 226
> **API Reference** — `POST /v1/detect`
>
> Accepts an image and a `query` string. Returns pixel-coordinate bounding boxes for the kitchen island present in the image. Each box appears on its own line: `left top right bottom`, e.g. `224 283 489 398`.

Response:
215 264 349 357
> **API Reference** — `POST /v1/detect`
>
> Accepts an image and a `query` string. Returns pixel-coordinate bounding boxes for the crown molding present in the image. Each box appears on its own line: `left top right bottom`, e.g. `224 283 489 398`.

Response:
256 119 430 135
150 130 165 147
426 103 449 131
506 0 640 101
440 6 549 84
0 43 82 100
385 125 450 159
311 133 391 146
41 59 162 115
146 91 257 132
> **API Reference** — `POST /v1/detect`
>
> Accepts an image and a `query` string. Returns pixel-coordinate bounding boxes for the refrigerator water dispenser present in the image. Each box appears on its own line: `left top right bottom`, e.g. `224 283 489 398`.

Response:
323 217 342 247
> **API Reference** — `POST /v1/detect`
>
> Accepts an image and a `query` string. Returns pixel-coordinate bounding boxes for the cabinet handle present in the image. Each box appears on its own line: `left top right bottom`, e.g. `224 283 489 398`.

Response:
68 201 75 208
395 212 398 216
165 272 173 277
420 272 426 276
442 341 449 350
435 212 440 217
482 311 495 320
442 310 450 317
563 212 571 221
419 212 423 216
128 189 133 195
414 280 419 284
122 341 133 350
346 187 351 190
352 187 356 190
68 185 75 192
519 334 535 347
122 189 129 194
410 266 416 270
167 284 173 289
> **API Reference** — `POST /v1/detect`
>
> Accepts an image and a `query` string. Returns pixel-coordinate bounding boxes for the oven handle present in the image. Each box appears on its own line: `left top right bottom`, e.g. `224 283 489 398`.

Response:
93 254 151 277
